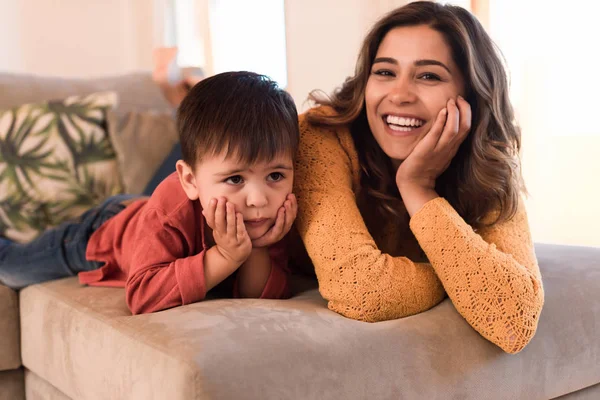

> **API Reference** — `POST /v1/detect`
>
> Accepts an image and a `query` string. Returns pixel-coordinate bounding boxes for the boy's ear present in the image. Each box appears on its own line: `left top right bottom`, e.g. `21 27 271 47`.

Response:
176 160 200 200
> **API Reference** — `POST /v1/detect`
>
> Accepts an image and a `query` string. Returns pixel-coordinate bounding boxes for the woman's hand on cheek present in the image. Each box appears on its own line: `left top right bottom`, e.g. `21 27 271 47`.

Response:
251 194 297 248
395 96 471 215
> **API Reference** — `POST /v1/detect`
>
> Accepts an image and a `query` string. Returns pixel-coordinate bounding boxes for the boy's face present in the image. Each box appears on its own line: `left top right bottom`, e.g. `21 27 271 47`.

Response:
177 152 294 240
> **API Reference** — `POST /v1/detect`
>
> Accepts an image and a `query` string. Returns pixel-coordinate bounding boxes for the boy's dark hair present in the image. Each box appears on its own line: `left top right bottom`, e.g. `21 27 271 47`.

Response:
177 71 299 168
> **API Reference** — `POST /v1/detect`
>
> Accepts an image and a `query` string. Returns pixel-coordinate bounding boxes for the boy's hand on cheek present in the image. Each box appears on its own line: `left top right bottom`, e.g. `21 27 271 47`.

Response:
251 194 297 248
203 197 252 265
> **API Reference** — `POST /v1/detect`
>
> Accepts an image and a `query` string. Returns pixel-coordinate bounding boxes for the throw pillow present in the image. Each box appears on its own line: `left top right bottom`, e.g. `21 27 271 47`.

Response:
0 91 122 243
107 110 178 194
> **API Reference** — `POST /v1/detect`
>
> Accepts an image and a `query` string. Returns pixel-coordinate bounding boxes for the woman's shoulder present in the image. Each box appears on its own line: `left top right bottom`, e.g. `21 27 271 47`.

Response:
297 106 361 186
299 106 355 148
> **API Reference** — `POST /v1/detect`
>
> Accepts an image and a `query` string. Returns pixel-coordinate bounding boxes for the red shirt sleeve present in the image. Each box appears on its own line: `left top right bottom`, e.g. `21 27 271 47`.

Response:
125 208 207 314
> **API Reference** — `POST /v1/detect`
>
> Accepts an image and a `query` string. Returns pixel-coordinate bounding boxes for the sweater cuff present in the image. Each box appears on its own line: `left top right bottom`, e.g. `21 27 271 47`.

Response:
175 252 207 305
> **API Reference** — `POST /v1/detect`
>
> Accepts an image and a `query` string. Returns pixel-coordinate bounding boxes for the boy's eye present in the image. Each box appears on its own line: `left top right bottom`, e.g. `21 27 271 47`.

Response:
267 172 284 182
225 175 244 185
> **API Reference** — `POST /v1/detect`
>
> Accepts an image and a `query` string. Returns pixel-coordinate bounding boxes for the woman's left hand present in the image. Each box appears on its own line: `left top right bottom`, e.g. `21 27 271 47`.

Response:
395 96 471 215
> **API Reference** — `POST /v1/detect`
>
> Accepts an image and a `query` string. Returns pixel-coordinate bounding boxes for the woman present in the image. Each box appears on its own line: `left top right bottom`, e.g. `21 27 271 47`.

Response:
294 1 543 354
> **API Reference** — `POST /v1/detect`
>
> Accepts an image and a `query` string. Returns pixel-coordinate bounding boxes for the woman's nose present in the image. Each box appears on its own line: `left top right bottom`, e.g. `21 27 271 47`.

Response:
389 77 417 104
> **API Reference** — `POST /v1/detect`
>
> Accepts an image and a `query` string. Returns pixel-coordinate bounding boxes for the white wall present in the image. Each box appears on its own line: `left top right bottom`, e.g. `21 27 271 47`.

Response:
284 0 410 112
489 0 600 247
0 0 155 77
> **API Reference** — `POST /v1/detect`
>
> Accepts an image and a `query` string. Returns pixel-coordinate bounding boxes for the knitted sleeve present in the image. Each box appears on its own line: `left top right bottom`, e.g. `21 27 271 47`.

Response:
294 115 447 322
410 198 544 353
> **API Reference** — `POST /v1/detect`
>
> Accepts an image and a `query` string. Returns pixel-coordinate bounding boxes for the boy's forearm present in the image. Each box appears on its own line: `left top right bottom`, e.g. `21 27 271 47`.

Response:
203 246 243 292
236 247 272 298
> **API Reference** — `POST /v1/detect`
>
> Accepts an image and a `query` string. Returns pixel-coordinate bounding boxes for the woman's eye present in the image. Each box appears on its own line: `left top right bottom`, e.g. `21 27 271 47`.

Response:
373 69 394 77
267 172 284 182
419 73 441 81
225 175 244 185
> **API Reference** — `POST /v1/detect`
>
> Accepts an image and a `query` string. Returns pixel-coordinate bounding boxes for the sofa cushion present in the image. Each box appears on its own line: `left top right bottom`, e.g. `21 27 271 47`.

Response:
107 110 178 194
19 244 600 400
0 92 122 242
0 284 20 371
25 369 71 400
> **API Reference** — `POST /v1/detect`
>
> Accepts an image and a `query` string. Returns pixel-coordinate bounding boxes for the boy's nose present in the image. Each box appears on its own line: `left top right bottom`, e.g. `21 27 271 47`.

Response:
246 190 268 208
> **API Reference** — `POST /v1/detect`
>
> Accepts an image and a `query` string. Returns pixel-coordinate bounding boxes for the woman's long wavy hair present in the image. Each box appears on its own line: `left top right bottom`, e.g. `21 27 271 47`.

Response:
307 1 524 228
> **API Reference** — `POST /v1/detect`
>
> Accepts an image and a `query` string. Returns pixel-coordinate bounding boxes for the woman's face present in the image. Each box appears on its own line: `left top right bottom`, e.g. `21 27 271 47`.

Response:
365 25 466 164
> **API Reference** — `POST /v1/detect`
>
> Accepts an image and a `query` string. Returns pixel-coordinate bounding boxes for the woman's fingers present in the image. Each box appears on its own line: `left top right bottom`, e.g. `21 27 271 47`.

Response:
419 107 448 152
456 95 472 141
436 98 460 150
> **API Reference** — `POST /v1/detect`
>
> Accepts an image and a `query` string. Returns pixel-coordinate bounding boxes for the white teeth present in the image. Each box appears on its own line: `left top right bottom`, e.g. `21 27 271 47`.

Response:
386 115 424 127
388 124 414 132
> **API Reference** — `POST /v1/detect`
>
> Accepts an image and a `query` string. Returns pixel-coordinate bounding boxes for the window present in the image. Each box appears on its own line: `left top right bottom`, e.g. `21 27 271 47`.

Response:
161 0 288 88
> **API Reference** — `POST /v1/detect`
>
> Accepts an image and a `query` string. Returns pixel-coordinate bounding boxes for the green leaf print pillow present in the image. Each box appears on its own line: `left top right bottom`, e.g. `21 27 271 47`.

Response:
0 92 123 243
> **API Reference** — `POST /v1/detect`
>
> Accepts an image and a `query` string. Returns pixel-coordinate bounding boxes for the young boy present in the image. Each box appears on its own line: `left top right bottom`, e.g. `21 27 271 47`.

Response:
0 71 299 314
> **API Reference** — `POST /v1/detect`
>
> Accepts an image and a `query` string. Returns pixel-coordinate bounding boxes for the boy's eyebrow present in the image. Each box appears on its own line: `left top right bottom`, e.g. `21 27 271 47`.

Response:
269 164 294 170
216 164 293 176
372 57 452 74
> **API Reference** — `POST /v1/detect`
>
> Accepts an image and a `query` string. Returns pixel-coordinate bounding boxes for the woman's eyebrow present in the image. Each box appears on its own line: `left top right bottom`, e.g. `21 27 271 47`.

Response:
372 57 398 65
414 59 452 74
372 57 452 75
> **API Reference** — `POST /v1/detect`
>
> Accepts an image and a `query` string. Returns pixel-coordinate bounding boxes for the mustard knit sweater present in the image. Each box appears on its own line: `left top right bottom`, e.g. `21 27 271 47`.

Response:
293 108 544 354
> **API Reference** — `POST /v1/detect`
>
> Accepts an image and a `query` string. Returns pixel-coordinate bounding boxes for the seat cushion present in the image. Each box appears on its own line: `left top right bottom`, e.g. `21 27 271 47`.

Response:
25 369 71 400
19 244 600 400
0 284 20 371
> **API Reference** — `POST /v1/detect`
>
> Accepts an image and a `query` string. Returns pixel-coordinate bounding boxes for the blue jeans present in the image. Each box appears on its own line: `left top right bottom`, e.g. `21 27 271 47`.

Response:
0 194 138 290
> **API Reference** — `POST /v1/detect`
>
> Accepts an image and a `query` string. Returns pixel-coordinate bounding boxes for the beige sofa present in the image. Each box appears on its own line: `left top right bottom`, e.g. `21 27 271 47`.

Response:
1 73 599 400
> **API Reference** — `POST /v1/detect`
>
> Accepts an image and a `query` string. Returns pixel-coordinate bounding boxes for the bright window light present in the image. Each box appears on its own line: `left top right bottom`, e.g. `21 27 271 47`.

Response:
208 0 288 87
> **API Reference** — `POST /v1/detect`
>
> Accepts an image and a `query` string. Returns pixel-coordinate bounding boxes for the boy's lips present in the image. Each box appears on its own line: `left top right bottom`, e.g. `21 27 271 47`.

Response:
245 218 269 227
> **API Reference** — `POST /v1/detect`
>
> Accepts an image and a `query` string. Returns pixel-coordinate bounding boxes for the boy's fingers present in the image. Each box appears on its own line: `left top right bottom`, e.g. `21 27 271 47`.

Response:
214 198 226 233
203 198 217 228
288 194 298 219
226 202 236 236
236 213 247 238
255 207 285 247
283 200 295 231
272 206 286 237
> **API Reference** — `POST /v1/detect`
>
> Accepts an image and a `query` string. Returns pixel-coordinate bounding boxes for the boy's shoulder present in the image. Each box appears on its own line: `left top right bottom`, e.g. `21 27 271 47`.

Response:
145 172 199 222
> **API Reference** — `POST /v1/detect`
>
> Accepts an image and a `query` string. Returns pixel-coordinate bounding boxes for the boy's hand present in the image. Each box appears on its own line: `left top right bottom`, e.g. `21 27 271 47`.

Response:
203 198 252 265
252 194 297 248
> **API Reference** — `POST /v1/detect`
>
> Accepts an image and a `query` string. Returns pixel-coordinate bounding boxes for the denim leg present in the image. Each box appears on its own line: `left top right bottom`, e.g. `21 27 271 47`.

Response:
0 194 139 290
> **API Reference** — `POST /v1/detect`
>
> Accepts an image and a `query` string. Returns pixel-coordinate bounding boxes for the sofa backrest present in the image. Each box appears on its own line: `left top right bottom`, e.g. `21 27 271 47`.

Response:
0 72 172 115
